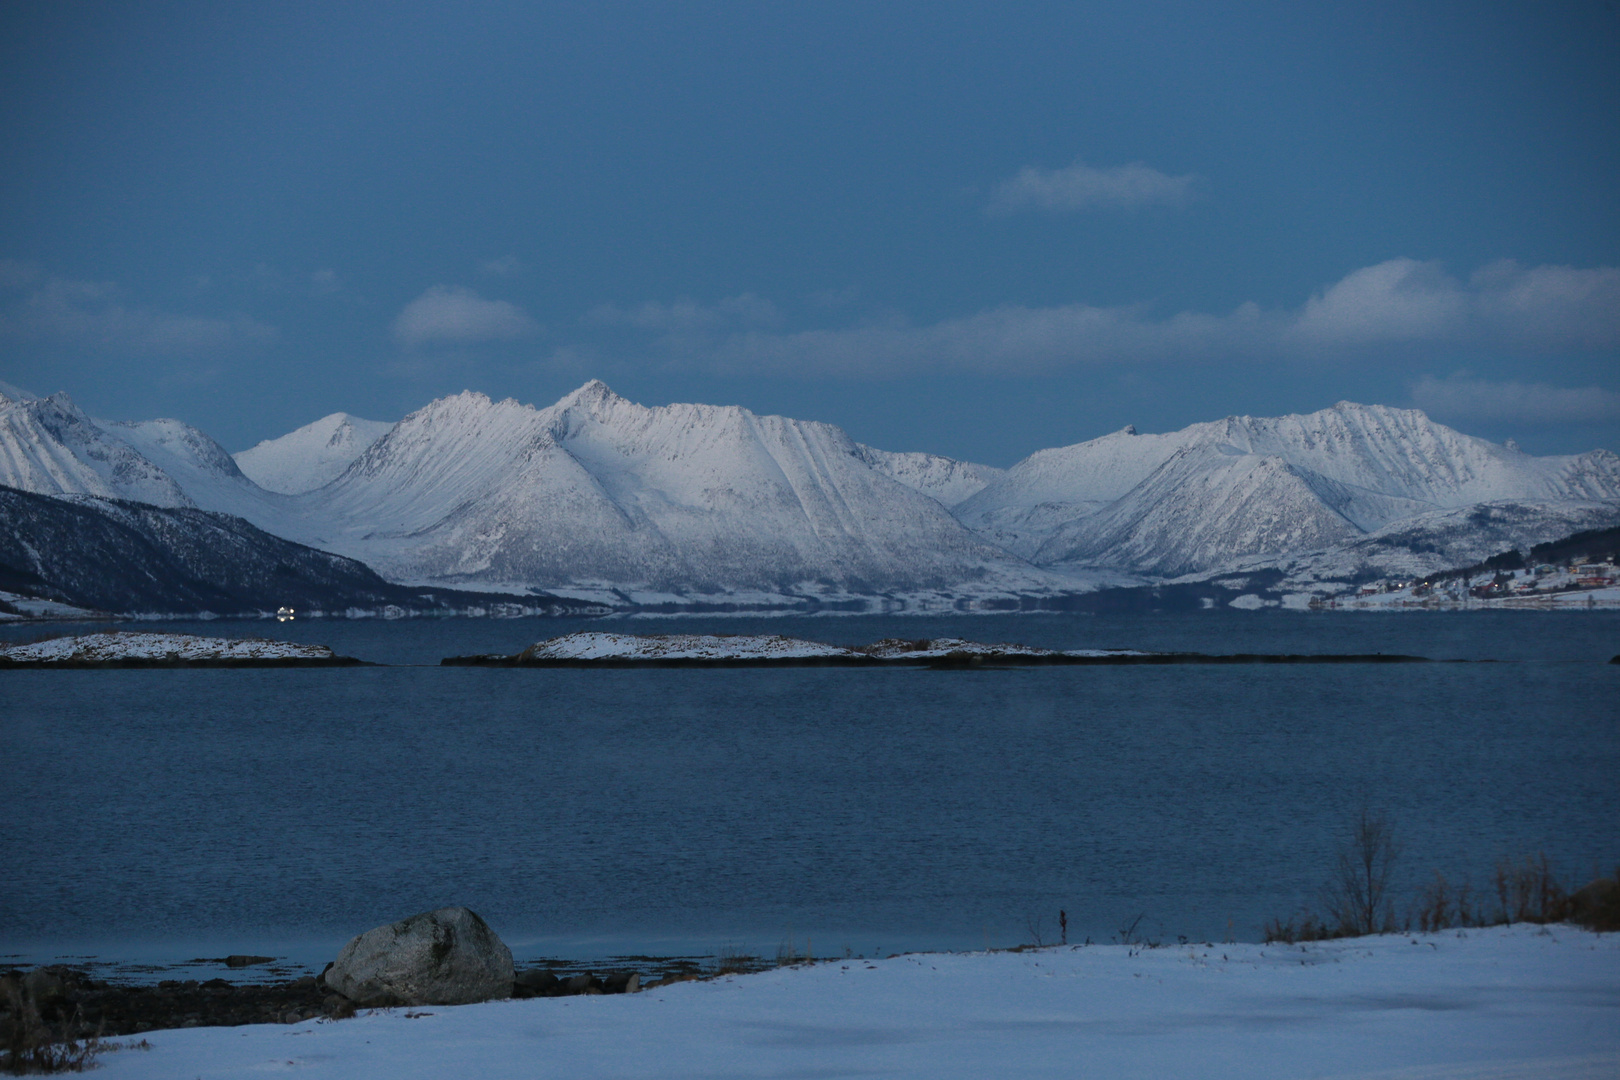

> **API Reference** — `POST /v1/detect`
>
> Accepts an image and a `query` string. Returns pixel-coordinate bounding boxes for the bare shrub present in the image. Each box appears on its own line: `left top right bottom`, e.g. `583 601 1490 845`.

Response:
1494 853 1570 924
1262 912 1333 944
1323 808 1401 936
1 978 102 1075
713 946 761 975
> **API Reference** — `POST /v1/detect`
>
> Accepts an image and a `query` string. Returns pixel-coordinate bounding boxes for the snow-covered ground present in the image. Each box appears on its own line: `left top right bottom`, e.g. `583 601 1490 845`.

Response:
512 632 1159 662
0 589 102 620
0 631 339 663
521 631 861 661
90 926 1618 1080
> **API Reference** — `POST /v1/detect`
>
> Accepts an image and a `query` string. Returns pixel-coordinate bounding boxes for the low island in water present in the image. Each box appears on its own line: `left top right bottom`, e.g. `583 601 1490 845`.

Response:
0 631 368 668
442 631 1434 668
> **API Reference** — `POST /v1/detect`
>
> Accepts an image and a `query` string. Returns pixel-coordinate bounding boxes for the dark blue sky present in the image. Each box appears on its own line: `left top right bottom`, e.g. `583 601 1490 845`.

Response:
2 1 1616 463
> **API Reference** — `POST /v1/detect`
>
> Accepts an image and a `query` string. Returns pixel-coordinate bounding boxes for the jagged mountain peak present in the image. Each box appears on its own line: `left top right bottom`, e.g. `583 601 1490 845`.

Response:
21 390 88 421
554 378 625 411
286 380 1049 597
0 391 193 507
956 399 1620 575
5 382 1616 605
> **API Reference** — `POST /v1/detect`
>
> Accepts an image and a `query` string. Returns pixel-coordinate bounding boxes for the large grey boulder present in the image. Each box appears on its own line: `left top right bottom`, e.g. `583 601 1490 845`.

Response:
324 907 514 1006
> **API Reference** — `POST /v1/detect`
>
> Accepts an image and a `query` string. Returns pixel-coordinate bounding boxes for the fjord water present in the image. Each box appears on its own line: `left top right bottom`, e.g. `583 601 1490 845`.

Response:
2 611 1616 973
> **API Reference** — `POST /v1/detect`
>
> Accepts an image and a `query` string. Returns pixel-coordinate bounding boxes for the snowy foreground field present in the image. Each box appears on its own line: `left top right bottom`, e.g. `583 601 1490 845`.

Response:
94 926 1616 1080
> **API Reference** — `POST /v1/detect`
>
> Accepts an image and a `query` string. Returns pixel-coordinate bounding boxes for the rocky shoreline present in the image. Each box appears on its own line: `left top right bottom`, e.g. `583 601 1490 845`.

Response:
0 956 711 1043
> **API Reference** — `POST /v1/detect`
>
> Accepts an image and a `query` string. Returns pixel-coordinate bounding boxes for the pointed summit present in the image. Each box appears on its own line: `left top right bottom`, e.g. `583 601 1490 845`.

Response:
235 411 394 494
555 379 624 411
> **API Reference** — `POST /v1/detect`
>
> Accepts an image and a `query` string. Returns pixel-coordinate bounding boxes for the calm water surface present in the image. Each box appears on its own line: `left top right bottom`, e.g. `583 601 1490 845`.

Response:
2 611 1616 973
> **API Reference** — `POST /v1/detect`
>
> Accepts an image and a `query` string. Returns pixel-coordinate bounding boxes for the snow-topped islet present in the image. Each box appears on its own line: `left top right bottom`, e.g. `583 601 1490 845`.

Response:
463 633 1162 665
518 631 860 662
0 631 351 666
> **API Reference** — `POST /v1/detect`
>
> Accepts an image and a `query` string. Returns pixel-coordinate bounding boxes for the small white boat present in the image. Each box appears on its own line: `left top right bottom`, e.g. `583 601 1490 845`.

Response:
276 606 295 622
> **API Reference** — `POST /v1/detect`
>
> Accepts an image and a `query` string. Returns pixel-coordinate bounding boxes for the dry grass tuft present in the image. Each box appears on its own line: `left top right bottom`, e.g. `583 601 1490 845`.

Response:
1 978 102 1076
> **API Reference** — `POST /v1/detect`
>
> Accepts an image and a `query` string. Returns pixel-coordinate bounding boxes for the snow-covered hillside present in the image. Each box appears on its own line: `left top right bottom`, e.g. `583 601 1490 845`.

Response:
958 402 1620 577
99 416 288 522
0 391 193 507
1195 500 1620 597
852 446 1002 506
235 412 394 494
293 381 1055 599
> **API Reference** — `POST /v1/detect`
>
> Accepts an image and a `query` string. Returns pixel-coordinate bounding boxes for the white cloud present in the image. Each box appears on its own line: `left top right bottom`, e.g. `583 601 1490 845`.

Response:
1411 374 1620 425
1469 260 1620 350
0 266 277 356
392 285 540 348
587 293 781 333
1288 258 1470 345
988 160 1198 214
595 258 1620 379
480 255 525 277
310 269 341 295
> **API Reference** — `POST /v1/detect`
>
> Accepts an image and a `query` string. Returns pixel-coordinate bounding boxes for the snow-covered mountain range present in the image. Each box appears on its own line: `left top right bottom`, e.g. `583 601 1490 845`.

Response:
286 381 1052 601
3 380 1617 609
957 403 1620 579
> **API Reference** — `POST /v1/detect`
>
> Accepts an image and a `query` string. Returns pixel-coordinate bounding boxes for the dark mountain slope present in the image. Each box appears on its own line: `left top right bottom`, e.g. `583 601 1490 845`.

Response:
0 485 590 616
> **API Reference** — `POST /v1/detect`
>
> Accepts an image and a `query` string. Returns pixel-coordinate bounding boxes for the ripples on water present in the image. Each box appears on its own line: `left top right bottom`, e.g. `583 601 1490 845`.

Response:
2 611 1616 971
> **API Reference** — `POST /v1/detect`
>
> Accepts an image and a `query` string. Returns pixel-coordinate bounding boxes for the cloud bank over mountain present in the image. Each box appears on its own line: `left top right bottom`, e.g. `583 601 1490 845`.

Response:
392 286 541 348
585 259 1619 379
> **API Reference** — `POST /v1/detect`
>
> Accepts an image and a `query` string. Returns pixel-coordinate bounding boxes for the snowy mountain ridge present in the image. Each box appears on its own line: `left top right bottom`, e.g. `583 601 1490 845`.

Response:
2 381 1616 606
0 391 194 508
291 380 1058 599
957 401 1620 577
234 412 394 494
